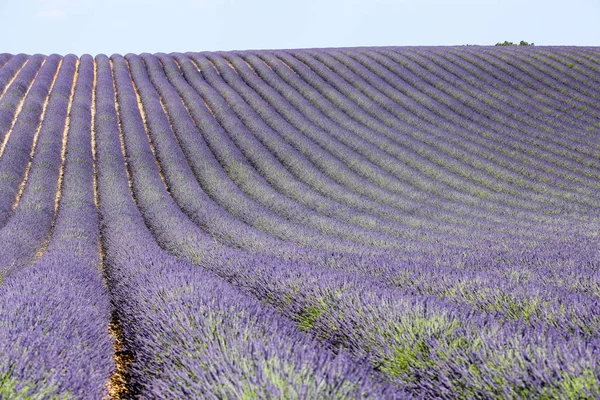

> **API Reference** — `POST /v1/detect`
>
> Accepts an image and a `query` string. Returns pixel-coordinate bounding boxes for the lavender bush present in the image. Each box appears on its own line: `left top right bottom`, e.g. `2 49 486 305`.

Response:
0 46 598 398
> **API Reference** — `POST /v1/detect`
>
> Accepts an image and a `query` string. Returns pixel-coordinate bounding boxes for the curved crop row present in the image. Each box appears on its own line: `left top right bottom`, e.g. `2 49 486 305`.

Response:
0 46 598 398
0 55 113 399
0 55 68 277
95 53 396 399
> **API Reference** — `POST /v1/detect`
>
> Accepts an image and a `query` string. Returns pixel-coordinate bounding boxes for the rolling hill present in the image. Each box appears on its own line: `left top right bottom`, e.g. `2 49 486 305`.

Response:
0 46 599 399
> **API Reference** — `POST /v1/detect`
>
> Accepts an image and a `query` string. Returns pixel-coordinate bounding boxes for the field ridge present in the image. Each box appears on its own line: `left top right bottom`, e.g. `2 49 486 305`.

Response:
0 46 599 399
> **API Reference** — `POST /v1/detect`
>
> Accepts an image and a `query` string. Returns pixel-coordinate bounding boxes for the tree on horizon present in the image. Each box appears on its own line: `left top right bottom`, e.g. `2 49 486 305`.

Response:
495 40 535 46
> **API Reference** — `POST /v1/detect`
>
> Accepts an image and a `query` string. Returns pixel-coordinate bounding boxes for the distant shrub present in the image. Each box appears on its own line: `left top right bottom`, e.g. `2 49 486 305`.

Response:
495 40 535 46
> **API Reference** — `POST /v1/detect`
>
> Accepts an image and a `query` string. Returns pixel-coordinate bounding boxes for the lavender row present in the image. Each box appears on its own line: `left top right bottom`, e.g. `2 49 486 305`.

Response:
0 53 11 69
377 237 600 338
146 51 474 262
0 55 113 399
194 52 505 243
132 194 600 396
434 48 600 187
0 55 70 279
110 54 222 255
129 53 433 262
114 53 505 388
559 48 600 87
134 52 496 286
465 47 600 111
170 53 424 250
287 49 599 214
111 126 600 348
184 52 484 246
104 53 600 323
408 47 600 142
218 51 529 236
253 49 587 224
96 53 396 399
567 47 600 70
121 53 441 277
416 48 599 135
95 48 600 397
540 48 600 98
305 48 577 207
125 54 469 274
452 48 600 162
195 50 589 247
503 47 600 107
251 48 592 223
153 51 408 254
360 48 600 217
131 50 596 253
322 48 600 217
0 55 54 227
494 47 600 136
0 55 44 146
538 47 600 87
441 47 600 164
108 88 600 397
121 55 600 397
448 47 600 132
240 51 586 231
0 55 49 227
409 48 600 165
257 50 528 214
362 48 600 193
273 49 560 213
194 251 600 398
0 47 596 398
234 49 533 229
341 46 600 192
0 54 26 98
126 53 346 259
207 53 447 222
548 50 600 108
234 49 596 241
224 51 592 241
197 52 588 243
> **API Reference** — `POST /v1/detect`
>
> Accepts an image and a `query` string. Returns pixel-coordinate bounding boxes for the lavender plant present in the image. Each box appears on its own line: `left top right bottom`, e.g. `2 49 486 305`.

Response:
0 46 598 399
0 55 114 399
95 53 398 398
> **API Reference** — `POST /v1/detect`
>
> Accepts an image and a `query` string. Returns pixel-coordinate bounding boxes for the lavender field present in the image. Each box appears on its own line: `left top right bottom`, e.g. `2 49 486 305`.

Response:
0 46 599 399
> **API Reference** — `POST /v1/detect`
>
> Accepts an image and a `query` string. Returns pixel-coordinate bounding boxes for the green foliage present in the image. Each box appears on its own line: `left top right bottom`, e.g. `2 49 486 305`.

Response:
495 40 535 46
0 370 70 400
297 302 328 331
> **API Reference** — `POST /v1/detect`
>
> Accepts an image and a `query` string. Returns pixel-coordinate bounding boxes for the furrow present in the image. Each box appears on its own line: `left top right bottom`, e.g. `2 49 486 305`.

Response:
0 57 46 159
0 54 28 101
13 58 64 212
125 58 169 190
96 53 396 399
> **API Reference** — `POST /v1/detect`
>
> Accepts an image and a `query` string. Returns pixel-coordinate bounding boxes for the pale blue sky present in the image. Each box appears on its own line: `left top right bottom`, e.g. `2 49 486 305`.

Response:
0 0 598 55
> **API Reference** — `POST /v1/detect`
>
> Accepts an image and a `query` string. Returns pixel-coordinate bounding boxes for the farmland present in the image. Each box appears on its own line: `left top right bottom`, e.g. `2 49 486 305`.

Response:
0 46 599 398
